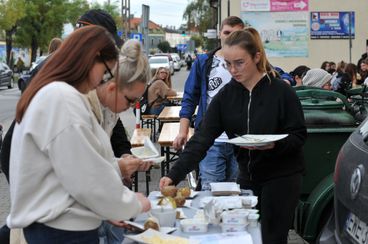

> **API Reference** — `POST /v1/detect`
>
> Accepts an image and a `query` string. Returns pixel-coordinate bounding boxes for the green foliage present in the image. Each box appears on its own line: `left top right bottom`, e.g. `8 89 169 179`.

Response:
90 0 122 30
190 35 203 48
0 0 26 30
14 0 89 61
183 0 214 34
157 41 171 53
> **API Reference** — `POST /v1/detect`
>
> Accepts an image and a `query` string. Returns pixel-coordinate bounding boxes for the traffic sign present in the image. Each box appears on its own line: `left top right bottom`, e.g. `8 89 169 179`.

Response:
130 33 143 42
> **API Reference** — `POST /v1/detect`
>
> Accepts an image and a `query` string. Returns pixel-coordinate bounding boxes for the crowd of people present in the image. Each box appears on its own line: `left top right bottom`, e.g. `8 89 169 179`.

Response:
1 7 368 244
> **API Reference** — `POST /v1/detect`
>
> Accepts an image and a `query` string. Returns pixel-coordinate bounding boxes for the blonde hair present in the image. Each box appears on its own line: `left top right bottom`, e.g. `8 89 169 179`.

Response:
153 67 172 88
115 39 151 89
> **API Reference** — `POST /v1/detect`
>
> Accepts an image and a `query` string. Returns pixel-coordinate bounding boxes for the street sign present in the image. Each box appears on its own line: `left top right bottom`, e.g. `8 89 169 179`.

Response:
176 44 188 52
130 33 143 42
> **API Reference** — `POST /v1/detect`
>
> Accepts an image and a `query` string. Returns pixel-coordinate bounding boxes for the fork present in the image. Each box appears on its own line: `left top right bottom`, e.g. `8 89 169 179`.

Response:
234 133 265 142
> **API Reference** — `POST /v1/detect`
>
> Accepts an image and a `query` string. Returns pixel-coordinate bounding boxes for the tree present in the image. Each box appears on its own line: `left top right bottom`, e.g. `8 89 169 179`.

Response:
157 41 171 53
183 0 214 35
15 0 89 62
0 0 26 66
190 35 203 48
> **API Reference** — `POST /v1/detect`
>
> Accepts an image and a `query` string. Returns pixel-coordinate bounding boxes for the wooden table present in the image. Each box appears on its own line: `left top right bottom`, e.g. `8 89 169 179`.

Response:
129 128 151 194
157 122 194 177
157 106 181 123
130 128 151 147
167 91 183 105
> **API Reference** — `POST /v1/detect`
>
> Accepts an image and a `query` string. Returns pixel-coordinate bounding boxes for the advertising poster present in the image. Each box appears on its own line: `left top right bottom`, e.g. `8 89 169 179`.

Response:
310 12 355 39
241 12 308 57
241 0 308 12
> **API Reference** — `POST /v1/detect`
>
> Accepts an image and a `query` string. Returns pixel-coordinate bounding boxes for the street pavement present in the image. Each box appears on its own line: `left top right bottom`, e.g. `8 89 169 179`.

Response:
0 67 306 243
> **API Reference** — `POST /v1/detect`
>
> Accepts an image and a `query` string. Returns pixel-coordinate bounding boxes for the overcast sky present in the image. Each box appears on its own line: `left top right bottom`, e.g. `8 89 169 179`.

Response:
89 0 190 29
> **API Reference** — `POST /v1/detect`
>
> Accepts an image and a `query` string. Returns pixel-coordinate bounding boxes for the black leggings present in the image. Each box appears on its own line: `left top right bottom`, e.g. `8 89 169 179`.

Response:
239 173 302 244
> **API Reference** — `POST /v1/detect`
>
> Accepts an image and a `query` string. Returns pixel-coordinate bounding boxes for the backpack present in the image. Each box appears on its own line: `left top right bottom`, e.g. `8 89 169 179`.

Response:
136 81 159 115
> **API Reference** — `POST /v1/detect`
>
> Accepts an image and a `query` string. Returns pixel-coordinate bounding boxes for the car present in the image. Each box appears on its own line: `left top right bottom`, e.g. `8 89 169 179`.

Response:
154 53 175 75
0 62 14 89
18 55 47 93
149 56 174 75
170 53 181 71
318 116 368 244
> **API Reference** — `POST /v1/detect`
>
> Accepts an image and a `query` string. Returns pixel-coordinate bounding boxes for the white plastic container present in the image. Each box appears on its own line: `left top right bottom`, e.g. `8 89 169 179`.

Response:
180 219 208 233
221 209 249 225
248 213 260 228
221 223 247 232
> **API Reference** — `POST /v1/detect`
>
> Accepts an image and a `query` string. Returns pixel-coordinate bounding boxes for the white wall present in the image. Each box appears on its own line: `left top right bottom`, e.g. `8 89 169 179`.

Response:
220 0 368 72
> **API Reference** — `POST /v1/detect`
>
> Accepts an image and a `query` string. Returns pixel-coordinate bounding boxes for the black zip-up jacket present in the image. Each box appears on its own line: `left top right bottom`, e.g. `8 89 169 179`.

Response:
168 75 307 184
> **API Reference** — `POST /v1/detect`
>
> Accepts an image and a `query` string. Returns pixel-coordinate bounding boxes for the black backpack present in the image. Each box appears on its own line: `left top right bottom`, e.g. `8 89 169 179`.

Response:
136 81 159 115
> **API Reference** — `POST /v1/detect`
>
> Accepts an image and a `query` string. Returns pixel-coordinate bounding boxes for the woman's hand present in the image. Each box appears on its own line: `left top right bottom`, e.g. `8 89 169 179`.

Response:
159 176 173 190
118 154 149 179
135 192 151 212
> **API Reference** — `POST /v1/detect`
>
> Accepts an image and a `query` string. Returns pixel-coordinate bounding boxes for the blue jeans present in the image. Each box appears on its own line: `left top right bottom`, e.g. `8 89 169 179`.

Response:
199 141 238 191
23 222 99 244
98 221 125 244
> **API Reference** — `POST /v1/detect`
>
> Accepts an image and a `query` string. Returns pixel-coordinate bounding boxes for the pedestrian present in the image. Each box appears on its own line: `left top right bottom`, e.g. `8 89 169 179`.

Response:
8 26 150 244
161 28 307 244
185 54 193 70
173 16 244 190
87 39 153 244
302 68 333 90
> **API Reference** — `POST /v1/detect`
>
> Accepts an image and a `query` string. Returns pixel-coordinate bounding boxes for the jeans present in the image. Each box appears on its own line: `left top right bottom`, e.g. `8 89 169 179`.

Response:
98 221 125 244
199 141 238 191
150 104 165 115
23 222 99 244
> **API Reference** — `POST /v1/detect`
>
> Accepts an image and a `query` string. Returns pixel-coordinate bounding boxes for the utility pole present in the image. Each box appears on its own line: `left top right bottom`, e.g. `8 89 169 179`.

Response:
121 0 131 40
142 4 150 55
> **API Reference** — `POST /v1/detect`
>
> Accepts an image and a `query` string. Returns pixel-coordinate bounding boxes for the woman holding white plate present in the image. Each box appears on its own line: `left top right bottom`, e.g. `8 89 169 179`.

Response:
160 27 307 244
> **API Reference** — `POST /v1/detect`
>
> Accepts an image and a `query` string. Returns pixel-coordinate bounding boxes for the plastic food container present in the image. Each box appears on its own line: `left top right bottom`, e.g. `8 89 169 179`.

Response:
248 213 260 228
221 223 247 232
221 209 249 225
180 219 208 233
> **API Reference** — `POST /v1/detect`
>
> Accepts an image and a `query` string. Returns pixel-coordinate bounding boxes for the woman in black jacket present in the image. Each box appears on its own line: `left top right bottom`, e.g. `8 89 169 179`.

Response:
160 28 307 244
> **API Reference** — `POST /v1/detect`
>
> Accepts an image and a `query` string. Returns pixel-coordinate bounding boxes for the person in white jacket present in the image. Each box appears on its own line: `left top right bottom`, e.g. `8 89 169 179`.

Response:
8 26 151 244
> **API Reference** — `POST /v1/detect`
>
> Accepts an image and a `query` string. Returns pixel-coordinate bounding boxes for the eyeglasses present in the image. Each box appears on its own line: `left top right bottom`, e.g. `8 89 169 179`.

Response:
224 59 247 71
100 59 114 84
124 95 140 105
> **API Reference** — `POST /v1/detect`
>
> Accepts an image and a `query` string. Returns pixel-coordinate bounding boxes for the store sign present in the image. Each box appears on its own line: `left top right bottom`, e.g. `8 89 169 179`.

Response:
310 12 355 39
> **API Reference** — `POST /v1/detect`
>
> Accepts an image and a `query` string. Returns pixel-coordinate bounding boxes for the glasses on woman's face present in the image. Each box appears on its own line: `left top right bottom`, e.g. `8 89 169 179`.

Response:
100 59 114 84
224 59 247 71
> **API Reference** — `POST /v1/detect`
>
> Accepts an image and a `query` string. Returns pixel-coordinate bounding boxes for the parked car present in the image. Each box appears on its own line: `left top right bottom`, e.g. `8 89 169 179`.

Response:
154 53 175 75
0 62 14 89
170 53 181 71
317 115 368 244
18 55 47 93
292 88 358 243
149 56 174 75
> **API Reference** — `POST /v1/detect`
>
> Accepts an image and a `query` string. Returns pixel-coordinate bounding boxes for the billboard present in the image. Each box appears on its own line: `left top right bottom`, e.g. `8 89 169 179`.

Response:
310 11 355 39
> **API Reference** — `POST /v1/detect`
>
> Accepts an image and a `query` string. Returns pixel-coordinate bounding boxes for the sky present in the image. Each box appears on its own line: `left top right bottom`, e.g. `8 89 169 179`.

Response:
89 0 190 29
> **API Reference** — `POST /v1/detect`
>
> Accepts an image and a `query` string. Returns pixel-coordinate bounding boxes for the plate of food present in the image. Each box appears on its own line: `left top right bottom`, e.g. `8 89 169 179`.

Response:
227 134 288 147
125 229 199 244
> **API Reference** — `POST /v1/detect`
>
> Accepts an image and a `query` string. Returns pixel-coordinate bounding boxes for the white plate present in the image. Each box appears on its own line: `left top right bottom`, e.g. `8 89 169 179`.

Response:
227 134 288 147
131 138 160 159
124 221 177 234
125 229 199 244
143 156 165 166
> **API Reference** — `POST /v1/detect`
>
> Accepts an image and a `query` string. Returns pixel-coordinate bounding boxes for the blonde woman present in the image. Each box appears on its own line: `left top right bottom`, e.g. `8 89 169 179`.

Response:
147 67 177 115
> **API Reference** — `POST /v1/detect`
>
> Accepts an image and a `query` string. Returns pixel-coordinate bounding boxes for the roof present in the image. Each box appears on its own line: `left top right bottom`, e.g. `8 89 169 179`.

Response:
129 18 162 31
